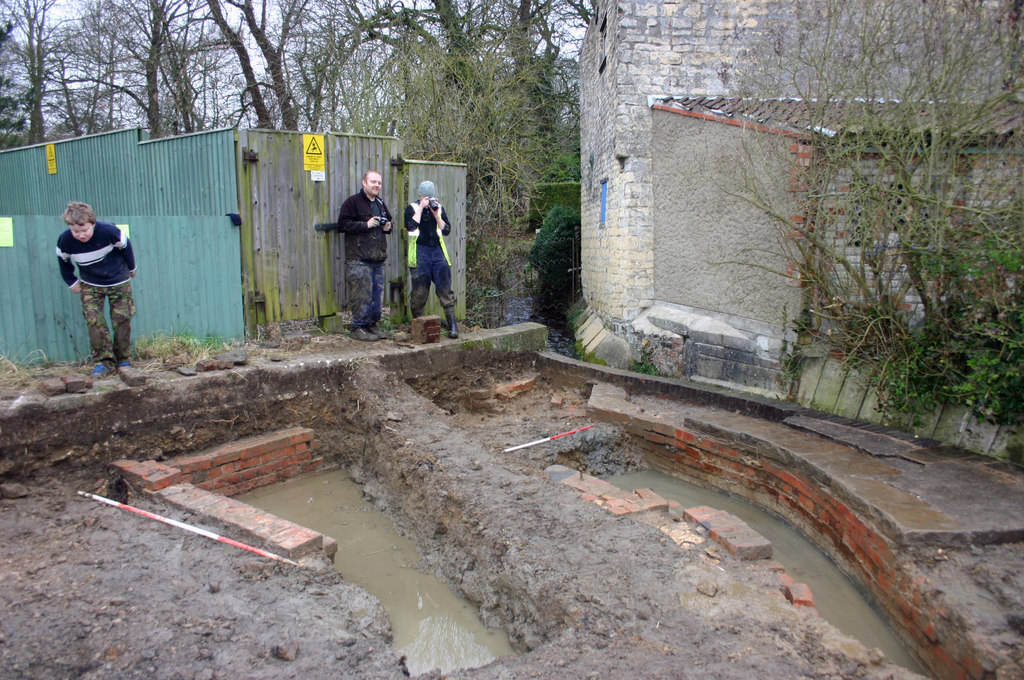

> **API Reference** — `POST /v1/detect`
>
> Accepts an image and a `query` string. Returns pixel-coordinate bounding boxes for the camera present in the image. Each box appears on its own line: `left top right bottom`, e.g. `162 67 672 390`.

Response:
428 198 439 210
376 215 389 226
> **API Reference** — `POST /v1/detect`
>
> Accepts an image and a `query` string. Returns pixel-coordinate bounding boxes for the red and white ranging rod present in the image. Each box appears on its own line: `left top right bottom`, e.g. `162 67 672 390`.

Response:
503 425 594 453
77 490 298 566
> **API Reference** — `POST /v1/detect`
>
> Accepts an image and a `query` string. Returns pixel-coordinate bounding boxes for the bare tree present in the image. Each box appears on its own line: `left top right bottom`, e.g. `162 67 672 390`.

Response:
205 0 308 129
8 0 59 142
0 15 27 147
739 0 1024 423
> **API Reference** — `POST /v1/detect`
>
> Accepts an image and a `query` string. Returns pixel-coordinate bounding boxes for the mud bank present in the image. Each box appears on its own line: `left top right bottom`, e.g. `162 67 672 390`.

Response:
2 331 1022 679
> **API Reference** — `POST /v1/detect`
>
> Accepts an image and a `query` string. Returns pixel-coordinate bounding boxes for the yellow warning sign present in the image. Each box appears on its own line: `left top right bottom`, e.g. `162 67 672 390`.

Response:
303 134 325 172
46 144 57 175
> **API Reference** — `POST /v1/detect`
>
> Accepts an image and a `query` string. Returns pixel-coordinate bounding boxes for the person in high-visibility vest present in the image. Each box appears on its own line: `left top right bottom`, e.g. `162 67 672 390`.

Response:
404 180 458 338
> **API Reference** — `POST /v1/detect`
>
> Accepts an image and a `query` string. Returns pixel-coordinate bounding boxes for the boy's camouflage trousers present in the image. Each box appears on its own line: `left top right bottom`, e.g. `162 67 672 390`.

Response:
80 281 135 365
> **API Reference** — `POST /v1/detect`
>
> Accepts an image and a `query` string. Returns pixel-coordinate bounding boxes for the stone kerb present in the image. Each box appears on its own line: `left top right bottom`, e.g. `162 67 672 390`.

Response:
108 427 334 563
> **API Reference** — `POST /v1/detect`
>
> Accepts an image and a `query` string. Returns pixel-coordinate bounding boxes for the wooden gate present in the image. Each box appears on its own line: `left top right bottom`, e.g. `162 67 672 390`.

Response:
237 130 405 330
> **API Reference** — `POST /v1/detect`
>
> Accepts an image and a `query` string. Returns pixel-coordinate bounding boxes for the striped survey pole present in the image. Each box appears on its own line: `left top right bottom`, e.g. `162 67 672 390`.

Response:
77 490 298 566
503 425 594 453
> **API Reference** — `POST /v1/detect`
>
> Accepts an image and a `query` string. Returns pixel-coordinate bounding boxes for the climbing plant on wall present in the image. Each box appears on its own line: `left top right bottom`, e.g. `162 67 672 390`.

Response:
741 0 1024 425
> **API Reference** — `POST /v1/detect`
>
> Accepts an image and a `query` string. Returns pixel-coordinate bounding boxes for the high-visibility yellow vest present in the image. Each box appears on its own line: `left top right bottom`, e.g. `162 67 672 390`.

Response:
406 225 451 268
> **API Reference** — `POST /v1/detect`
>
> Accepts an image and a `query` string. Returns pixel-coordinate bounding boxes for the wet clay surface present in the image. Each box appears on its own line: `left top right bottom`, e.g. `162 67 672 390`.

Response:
1 340 1021 679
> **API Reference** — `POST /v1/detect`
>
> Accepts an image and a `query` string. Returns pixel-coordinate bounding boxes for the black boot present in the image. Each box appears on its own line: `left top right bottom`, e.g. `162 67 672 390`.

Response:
445 308 459 339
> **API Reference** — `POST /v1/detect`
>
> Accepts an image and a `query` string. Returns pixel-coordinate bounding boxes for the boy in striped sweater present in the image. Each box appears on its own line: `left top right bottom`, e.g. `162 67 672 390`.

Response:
56 201 137 378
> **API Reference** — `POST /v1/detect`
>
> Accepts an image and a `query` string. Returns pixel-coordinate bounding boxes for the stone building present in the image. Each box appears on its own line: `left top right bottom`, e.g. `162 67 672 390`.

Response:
578 0 798 395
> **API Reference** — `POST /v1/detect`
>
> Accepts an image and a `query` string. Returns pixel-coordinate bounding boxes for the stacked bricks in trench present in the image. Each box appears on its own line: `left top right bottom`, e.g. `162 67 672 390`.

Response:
586 383 987 680
109 428 334 561
550 465 774 563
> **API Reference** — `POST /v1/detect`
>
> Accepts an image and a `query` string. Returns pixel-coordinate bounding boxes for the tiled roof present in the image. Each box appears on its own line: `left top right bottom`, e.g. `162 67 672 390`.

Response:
652 96 1024 138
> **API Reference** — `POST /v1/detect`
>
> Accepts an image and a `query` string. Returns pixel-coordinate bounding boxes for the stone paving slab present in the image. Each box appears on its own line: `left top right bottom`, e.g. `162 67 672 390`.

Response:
784 414 940 458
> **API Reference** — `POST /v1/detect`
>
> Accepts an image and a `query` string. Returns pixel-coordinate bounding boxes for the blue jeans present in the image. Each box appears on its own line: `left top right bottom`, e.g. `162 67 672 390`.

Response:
410 244 455 317
346 259 385 328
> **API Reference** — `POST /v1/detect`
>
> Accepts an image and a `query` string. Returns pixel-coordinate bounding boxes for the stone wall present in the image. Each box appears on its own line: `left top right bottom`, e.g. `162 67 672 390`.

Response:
580 0 789 324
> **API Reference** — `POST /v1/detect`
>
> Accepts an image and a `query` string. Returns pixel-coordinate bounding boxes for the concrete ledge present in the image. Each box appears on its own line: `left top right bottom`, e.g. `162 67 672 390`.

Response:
458 322 548 352
538 351 945 458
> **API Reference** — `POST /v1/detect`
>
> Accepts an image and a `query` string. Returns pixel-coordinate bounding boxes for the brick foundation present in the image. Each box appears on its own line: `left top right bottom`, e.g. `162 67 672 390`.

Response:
587 383 996 680
109 427 332 562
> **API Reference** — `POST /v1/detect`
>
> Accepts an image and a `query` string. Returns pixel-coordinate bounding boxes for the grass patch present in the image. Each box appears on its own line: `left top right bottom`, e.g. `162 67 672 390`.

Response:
1 355 40 388
133 331 233 363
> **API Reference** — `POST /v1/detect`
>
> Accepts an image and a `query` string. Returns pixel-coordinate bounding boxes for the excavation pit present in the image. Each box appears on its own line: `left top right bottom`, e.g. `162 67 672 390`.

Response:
2 326 1022 680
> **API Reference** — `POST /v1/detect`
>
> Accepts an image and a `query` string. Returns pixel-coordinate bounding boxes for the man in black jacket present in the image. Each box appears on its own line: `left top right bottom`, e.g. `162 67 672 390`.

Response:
336 170 393 341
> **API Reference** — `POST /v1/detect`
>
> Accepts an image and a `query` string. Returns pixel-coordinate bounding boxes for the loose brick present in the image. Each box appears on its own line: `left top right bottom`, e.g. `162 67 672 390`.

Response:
495 378 536 400
634 488 669 512
785 582 815 608
718 529 773 561
684 505 725 525
117 366 147 387
40 377 68 396
195 358 235 371
411 316 442 343
61 375 91 393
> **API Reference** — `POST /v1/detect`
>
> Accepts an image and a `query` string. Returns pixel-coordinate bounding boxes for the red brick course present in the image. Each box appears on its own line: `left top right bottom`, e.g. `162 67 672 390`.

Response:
108 428 334 562
158 482 326 560
590 390 991 680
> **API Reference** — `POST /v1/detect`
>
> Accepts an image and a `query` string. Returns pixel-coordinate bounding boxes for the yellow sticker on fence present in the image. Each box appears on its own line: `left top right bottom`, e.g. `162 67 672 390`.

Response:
0 217 12 247
117 223 130 240
303 134 325 172
46 144 57 174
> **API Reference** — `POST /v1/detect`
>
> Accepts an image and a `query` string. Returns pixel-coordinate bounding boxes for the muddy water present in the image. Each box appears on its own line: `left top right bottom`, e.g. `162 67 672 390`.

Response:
608 470 925 675
241 469 515 675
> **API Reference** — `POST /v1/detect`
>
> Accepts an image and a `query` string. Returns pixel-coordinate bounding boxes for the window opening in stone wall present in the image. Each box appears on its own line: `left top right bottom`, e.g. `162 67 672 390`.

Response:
599 56 607 74
600 14 607 33
600 179 608 223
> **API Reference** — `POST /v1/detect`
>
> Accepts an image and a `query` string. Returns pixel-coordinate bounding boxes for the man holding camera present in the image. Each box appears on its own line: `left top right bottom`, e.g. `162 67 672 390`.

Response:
337 169 393 341
404 180 457 338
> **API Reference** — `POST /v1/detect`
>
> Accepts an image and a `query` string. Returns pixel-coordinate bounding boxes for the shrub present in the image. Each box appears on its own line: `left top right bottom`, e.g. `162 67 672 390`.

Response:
529 205 581 313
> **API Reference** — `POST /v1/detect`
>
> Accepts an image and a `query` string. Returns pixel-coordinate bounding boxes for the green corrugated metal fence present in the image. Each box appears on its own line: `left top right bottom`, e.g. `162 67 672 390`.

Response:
0 127 467 364
0 128 244 363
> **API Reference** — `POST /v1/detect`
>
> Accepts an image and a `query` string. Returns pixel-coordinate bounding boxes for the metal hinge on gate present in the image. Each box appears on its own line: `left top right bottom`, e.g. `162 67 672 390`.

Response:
242 148 259 163
390 155 404 169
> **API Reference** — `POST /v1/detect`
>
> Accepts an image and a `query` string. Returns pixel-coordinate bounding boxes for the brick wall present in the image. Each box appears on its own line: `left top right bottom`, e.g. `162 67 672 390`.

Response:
588 382 996 680
108 428 332 562
110 427 322 497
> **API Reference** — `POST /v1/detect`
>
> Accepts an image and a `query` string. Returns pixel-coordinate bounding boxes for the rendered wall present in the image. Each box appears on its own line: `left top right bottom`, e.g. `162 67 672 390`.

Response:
651 110 801 332
580 0 789 324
